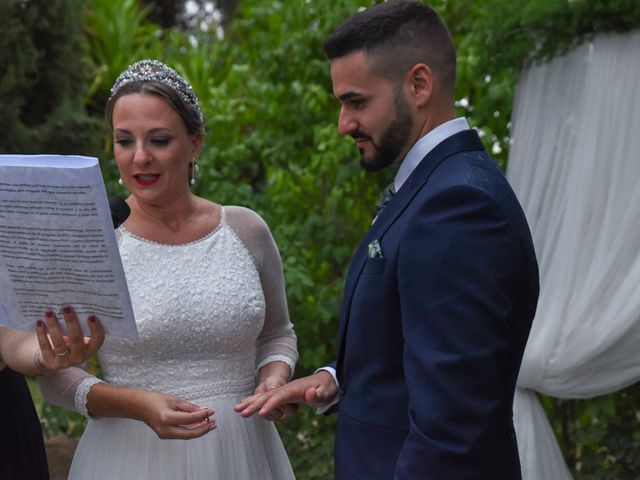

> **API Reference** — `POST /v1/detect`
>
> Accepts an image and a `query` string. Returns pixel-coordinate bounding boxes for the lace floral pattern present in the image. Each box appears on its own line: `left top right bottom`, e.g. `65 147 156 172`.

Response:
97 210 265 401
257 354 296 378
74 377 104 417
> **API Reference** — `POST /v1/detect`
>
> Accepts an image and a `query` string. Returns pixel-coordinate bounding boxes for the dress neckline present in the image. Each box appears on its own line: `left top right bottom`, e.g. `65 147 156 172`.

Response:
119 205 225 247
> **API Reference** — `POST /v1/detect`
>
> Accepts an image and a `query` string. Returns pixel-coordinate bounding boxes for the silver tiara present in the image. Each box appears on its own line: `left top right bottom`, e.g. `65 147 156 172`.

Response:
109 59 204 123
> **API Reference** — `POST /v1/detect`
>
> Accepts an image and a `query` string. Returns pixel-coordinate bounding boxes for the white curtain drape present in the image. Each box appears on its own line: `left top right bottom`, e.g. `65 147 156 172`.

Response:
506 30 640 479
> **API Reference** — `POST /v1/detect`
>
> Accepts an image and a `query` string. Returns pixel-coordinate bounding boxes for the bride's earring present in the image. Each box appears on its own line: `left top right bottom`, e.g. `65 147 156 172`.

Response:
190 161 199 186
118 178 123 186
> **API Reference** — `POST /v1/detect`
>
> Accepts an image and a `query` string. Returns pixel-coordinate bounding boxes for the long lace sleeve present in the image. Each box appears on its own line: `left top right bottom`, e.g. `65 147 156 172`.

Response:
225 206 298 376
37 366 104 417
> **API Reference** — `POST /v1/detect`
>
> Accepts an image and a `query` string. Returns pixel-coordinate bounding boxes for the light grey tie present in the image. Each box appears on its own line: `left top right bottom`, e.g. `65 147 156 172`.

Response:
373 182 396 223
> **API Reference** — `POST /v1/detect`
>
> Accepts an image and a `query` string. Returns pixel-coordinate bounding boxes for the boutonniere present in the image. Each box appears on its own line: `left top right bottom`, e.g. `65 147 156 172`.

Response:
367 239 384 259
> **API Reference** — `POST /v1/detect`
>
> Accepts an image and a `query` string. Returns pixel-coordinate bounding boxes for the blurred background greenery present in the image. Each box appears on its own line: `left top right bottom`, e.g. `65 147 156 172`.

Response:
3 0 639 478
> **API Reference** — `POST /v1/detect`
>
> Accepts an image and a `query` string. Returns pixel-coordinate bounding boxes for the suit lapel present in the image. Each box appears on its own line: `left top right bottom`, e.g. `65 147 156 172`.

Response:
336 130 485 378
370 129 485 241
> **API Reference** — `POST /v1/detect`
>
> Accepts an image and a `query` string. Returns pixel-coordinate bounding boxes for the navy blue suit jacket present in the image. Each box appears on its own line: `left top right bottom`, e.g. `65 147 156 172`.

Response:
332 129 539 479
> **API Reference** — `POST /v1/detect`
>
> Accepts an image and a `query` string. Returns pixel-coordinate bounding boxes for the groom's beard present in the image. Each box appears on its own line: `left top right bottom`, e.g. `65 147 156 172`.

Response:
355 89 414 172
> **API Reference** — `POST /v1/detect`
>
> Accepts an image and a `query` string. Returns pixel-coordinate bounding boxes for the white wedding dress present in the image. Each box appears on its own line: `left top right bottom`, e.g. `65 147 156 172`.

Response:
40 206 297 479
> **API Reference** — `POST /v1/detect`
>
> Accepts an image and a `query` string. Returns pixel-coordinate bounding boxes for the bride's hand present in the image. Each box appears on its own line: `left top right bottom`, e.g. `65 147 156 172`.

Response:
254 360 290 395
251 361 297 422
35 305 105 372
254 373 287 394
135 391 216 440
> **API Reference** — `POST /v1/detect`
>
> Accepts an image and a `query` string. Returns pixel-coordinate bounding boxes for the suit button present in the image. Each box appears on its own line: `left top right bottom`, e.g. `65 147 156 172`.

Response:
339 385 346 395
507 427 516 439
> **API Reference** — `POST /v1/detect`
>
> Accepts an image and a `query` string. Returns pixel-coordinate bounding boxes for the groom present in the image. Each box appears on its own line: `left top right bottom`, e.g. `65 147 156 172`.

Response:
236 1 539 478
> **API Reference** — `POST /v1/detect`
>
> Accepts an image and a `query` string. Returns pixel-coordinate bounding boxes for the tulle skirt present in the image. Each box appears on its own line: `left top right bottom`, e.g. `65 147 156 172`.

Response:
68 395 295 480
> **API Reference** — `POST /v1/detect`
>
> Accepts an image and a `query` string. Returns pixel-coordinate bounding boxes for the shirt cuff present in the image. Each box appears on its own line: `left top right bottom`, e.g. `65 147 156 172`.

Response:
314 366 340 414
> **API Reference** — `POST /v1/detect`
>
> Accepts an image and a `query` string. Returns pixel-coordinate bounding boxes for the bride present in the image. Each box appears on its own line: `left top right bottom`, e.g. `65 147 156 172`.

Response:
39 59 298 479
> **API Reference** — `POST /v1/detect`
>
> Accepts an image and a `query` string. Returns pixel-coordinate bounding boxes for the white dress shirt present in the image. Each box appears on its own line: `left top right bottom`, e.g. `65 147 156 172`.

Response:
393 117 470 192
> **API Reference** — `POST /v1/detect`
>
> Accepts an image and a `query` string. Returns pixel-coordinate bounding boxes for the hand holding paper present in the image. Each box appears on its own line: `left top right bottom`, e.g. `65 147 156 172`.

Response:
0 155 137 338
34 305 105 372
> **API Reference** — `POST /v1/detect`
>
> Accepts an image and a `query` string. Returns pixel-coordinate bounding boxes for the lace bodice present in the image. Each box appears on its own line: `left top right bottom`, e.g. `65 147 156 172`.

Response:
103 208 266 399
39 206 297 412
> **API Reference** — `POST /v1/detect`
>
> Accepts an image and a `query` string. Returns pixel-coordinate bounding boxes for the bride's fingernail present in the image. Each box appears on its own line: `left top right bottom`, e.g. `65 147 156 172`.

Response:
45 310 54 319
62 305 72 314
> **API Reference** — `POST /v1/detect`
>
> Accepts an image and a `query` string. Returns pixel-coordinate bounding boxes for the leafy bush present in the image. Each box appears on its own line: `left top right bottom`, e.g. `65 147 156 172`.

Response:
0 0 102 155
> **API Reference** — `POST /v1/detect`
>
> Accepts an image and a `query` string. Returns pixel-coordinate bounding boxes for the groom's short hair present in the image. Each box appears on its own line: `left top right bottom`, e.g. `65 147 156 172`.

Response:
324 0 456 96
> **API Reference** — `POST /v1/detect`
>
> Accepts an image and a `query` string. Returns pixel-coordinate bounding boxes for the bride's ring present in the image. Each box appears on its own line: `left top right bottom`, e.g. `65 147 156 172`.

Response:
55 349 70 357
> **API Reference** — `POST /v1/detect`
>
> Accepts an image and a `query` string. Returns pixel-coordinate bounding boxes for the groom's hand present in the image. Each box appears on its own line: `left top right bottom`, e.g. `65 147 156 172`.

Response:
234 371 338 420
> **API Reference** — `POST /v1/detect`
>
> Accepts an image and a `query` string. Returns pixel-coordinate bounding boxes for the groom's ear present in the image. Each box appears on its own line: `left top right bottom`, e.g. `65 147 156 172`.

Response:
406 63 434 108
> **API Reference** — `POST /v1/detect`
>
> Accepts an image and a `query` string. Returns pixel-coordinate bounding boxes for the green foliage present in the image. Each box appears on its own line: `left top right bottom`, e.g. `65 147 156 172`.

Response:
0 0 38 151
39 402 88 439
473 0 640 72
83 0 164 113
541 384 640 480
0 0 102 155
277 410 337 479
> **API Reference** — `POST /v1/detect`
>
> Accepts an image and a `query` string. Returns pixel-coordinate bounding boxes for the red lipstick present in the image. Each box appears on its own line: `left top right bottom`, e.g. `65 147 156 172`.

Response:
133 174 160 186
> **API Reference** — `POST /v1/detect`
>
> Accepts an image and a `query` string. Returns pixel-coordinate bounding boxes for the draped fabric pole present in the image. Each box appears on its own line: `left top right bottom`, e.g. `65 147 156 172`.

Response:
505 30 640 479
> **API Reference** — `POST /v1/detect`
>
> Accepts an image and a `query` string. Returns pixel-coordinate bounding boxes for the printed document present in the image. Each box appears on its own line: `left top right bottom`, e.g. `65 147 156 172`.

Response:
0 155 137 338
